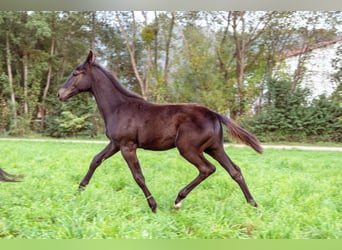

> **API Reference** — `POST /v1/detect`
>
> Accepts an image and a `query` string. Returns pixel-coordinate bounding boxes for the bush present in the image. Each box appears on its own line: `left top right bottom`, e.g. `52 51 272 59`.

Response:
243 79 342 142
44 94 100 138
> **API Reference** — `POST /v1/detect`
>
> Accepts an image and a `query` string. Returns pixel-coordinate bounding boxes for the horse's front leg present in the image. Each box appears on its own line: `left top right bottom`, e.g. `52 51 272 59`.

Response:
121 144 157 213
79 141 119 189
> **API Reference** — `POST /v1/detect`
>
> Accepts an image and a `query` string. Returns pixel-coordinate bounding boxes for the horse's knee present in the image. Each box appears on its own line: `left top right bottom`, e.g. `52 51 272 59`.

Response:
201 165 216 177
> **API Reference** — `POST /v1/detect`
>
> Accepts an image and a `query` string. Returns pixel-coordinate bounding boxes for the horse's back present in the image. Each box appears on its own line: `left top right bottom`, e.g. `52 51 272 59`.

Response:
137 102 222 150
108 101 222 151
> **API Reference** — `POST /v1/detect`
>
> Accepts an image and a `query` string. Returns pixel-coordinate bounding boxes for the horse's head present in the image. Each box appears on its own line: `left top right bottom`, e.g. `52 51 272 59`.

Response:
57 50 96 101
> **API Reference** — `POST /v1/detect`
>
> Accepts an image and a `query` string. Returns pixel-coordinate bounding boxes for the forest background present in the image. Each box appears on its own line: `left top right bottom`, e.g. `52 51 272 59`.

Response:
0 11 341 142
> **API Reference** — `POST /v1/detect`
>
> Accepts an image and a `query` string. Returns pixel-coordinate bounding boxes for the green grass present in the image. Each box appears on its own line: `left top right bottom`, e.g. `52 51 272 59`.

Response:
0 140 341 239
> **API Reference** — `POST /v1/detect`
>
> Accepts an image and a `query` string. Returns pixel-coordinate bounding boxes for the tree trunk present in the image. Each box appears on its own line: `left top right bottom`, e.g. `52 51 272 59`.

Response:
142 11 152 97
23 51 29 115
5 32 17 128
292 45 310 90
232 11 246 116
40 38 55 129
163 12 175 86
216 11 233 83
116 12 148 99
153 11 159 73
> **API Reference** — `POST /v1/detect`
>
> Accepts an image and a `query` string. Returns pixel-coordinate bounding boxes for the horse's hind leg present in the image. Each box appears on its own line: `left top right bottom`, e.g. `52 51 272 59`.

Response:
0 168 23 182
206 145 258 207
174 147 216 209
79 141 119 189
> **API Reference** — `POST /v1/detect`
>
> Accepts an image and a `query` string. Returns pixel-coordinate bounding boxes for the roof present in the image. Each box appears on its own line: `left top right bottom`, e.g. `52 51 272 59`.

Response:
282 37 342 58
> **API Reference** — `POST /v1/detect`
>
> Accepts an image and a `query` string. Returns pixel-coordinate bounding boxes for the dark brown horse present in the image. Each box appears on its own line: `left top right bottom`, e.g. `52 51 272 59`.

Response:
58 50 263 212
0 168 23 182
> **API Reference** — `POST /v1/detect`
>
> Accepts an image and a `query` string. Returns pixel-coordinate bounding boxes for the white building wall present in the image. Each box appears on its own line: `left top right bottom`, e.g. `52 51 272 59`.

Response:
282 41 340 98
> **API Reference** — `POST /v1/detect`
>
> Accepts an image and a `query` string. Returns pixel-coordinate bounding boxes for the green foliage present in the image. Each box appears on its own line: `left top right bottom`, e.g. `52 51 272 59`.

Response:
141 25 156 43
0 99 9 133
172 25 229 113
0 140 341 238
44 94 100 138
55 111 91 137
244 79 342 142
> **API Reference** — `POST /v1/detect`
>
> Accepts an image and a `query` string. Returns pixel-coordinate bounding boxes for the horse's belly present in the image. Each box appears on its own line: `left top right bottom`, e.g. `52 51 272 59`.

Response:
137 133 176 151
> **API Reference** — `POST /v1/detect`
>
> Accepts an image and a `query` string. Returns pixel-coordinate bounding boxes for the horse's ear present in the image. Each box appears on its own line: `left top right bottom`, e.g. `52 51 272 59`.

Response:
85 50 96 65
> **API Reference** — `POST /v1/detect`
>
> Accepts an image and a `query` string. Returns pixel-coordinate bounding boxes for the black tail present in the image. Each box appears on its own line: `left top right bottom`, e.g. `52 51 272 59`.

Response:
218 115 263 154
0 168 23 182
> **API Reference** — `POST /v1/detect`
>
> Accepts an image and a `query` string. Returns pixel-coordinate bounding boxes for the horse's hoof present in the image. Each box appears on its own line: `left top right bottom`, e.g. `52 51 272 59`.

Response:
174 201 182 209
249 200 258 208
78 186 86 192
151 206 157 213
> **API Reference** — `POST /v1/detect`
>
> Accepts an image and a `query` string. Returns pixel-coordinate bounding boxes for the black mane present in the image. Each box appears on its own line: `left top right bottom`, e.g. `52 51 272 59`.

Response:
93 63 145 101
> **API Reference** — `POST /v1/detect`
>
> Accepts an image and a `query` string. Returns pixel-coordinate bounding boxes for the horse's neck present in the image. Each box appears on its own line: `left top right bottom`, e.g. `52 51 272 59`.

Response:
91 74 134 123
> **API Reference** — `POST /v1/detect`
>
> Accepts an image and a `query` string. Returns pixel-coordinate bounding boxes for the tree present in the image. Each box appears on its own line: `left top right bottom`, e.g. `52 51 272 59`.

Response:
40 11 102 130
213 11 300 117
43 11 99 137
331 41 342 102
162 12 176 88
40 12 57 130
171 22 229 113
115 11 148 99
138 11 177 102
0 11 20 130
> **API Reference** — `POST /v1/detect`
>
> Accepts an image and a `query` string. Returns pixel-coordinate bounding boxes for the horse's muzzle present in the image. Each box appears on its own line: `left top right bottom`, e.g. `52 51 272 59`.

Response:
57 88 70 102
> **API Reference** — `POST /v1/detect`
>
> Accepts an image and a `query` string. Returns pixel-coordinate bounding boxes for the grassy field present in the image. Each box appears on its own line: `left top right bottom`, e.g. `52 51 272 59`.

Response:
0 140 341 239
